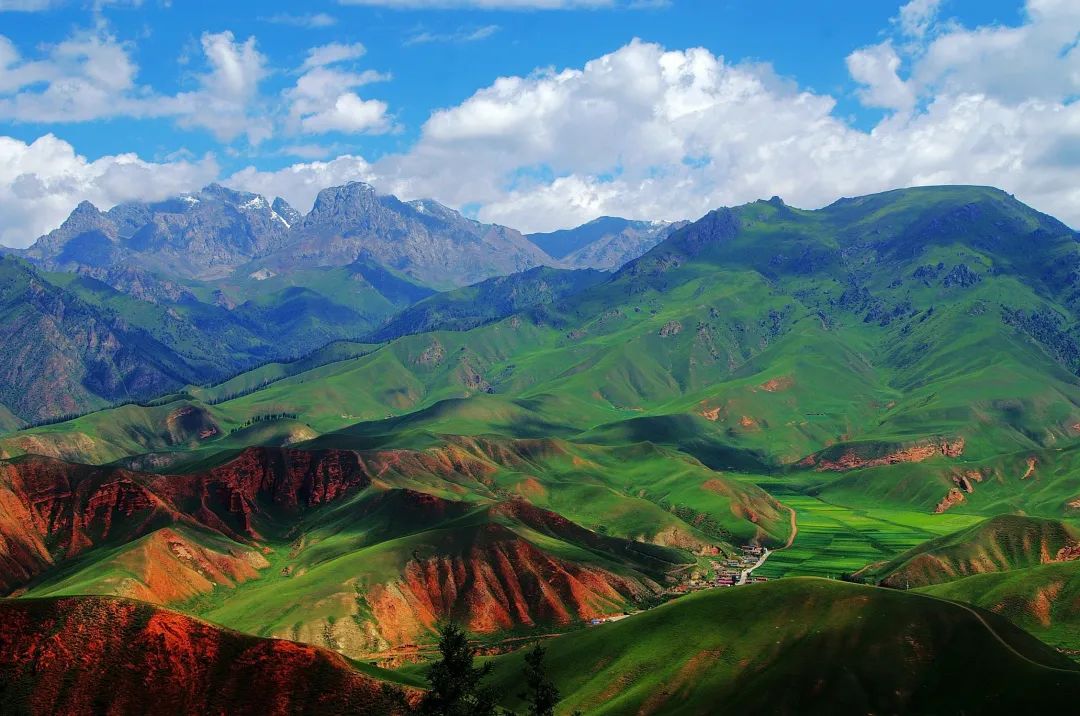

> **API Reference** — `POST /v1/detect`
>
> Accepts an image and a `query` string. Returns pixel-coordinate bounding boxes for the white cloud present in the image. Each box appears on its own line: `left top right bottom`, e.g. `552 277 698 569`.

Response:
300 42 367 71
853 0 1080 108
168 31 271 143
284 45 393 136
0 134 218 247
846 41 915 111
0 29 147 122
297 92 391 134
262 12 337 29
363 10 1080 233
406 25 500 45
0 28 271 143
897 0 942 38
910 2 1080 103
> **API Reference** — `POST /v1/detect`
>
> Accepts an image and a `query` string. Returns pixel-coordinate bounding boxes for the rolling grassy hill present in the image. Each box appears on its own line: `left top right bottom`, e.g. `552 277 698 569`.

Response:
485 578 1080 715
0 254 431 424
8 187 1080 490
855 514 1080 588
918 560 1080 652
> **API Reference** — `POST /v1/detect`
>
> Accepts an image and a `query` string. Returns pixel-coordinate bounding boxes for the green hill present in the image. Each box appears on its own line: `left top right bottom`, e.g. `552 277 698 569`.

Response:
0 254 430 425
486 578 1080 715
856 515 1080 588
919 561 1080 652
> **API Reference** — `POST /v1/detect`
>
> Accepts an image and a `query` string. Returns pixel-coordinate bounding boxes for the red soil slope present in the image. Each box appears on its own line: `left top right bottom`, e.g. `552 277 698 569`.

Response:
0 596 412 716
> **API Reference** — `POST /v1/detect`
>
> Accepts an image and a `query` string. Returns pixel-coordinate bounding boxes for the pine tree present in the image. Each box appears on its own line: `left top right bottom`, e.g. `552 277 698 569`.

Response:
417 622 499 716
520 643 560 716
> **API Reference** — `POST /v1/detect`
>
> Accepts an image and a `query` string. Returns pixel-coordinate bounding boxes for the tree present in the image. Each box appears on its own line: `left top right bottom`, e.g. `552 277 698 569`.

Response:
520 643 560 716
417 622 499 716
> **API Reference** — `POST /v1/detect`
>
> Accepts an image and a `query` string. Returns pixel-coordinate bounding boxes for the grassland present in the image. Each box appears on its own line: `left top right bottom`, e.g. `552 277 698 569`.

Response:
751 495 983 579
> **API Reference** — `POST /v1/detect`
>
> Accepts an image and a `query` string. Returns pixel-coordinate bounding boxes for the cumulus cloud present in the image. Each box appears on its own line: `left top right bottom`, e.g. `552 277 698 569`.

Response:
846 41 915 111
0 134 217 247
167 31 272 144
0 29 148 122
364 1 1080 233
0 28 271 143
284 43 393 136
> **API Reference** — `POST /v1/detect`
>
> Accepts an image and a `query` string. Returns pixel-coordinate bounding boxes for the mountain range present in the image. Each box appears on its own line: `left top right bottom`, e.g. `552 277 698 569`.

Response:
2 181 679 425
4 184 1080 712
18 181 673 290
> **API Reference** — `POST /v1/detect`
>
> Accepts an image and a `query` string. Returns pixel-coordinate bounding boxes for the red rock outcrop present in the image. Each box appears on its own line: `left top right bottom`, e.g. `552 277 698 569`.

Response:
934 488 966 514
806 438 966 472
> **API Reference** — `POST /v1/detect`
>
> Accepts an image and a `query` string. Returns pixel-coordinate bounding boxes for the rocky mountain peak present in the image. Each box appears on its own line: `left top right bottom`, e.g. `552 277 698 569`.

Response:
271 198 302 228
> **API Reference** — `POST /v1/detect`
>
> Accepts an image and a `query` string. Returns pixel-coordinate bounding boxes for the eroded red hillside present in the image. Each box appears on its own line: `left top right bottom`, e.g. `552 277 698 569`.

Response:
0 596 413 716
0 447 375 592
367 520 658 647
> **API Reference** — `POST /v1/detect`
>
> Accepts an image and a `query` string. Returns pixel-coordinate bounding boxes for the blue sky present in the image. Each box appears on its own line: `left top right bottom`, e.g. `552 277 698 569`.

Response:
0 0 1076 245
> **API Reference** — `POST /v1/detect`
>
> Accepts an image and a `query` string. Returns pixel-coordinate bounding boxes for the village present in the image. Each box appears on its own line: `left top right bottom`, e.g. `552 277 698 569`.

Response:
588 545 771 626
676 544 771 593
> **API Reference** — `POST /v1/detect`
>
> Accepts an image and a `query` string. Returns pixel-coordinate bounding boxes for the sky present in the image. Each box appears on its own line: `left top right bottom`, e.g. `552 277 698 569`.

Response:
0 0 1077 248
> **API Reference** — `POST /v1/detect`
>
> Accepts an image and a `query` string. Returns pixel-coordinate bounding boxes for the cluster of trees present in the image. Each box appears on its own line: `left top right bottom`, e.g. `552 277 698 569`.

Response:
228 412 300 433
388 622 579 716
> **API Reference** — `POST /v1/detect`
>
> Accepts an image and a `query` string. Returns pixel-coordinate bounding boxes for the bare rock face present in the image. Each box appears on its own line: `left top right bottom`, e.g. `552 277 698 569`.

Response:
659 320 683 337
24 185 293 280
24 181 557 289
278 182 555 288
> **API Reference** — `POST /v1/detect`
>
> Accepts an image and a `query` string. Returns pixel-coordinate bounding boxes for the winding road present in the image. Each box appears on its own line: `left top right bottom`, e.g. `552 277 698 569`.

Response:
735 504 798 585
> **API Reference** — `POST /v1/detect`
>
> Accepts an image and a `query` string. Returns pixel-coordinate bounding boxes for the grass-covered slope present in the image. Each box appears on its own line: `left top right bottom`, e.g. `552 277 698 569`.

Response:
919 561 1080 652
7 185 1080 641
0 254 430 425
366 265 607 341
9 186 1080 476
856 515 1080 588
488 578 1080 715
